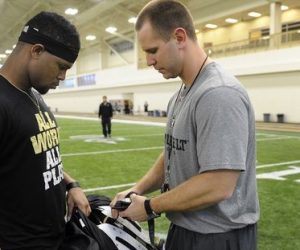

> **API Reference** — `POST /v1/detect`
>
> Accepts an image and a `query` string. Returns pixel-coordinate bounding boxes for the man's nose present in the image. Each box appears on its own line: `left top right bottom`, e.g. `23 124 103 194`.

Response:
146 54 156 66
57 70 67 80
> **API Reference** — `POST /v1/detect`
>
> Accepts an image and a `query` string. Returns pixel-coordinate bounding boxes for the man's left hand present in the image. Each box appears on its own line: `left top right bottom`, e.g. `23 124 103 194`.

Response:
67 187 91 220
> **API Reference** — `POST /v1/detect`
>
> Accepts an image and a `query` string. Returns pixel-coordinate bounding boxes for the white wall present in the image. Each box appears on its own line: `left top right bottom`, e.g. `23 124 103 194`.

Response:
76 48 102 74
216 47 300 75
216 47 300 123
44 46 300 123
45 81 179 116
239 71 300 123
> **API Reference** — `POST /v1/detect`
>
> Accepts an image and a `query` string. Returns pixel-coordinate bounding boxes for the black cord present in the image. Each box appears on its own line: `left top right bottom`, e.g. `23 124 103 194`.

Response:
171 54 209 125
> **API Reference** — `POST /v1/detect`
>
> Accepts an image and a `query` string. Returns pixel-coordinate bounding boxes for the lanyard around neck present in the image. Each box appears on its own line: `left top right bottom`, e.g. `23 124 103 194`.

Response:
163 55 208 193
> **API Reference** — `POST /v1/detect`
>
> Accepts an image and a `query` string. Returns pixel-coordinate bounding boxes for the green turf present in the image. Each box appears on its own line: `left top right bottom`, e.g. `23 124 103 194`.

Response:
58 117 300 249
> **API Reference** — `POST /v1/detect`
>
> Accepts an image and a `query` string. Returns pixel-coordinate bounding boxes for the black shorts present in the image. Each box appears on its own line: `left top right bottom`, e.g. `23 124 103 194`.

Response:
165 223 257 250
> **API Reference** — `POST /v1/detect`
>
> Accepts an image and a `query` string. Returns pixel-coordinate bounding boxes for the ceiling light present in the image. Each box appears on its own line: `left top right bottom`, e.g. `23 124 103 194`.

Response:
105 26 117 33
128 17 137 24
205 23 218 29
195 29 200 33
85 35 96 41
0 54 7 58
225 18 238 24
281 5 289 11
248 12 262 17
5 49 12 54
65 8 78 15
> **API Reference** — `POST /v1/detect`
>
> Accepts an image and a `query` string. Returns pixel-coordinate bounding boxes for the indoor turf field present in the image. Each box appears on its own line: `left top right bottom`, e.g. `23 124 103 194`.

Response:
58 117 300 250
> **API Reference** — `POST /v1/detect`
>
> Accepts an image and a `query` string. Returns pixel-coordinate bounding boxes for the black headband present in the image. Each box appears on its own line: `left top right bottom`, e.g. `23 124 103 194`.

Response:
18 26 79 63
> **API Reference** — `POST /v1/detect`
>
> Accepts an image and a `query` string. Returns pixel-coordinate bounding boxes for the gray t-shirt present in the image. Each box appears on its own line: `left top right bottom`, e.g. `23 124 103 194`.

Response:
164 62 259 233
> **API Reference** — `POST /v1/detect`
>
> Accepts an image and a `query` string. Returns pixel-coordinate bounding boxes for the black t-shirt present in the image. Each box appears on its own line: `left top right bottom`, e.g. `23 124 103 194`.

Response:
0 76 66 249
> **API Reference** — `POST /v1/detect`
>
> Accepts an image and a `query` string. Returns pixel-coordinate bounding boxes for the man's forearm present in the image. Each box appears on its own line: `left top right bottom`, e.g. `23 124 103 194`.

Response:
63 172 76 185
133 152 165 195
151 169 240 213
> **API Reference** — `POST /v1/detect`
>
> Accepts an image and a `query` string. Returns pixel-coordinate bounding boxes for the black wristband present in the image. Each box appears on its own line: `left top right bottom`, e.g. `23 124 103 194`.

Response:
144 199 152 215
144 198 160 220
125 191 138 198
66 181 80 191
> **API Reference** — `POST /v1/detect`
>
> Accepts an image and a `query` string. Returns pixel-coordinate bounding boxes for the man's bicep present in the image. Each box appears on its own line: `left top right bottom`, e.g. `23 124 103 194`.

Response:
195 88 249 172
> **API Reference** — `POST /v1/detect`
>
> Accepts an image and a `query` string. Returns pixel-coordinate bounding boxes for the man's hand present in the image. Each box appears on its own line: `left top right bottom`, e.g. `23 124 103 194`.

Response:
118 194 148 222
110 189 138 218
67 187 91 220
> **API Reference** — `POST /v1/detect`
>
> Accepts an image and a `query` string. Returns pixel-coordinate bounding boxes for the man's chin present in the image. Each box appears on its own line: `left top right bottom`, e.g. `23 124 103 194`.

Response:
160 71 169 79
35 88 49 95
161 73 176 79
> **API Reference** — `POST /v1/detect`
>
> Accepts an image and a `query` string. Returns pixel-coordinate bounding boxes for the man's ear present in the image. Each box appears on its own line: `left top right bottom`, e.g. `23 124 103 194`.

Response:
31 44 45 59
173 27 187 48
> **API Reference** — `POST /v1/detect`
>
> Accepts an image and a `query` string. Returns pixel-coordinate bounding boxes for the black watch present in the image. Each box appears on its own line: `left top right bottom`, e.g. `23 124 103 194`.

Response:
66 181 80 191
144 198 161 220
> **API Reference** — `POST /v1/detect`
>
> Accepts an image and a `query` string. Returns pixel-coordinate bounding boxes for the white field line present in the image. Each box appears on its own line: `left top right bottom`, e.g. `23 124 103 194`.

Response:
257 160 300 169
57 115 299 140
83 160 300 192
257 132 300 140
60 127 159 133
84 183 136 192
56 115 166 127
60 134 298 142
56 115 98 121
61 146 164 157
256 133 290 137
60 133 164 142
111 133 164 138
257 136 300 141
256 133 279 137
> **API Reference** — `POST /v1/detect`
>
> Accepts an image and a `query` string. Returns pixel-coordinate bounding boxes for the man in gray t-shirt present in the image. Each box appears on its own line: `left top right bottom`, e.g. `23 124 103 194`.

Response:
111 1 259 249
165 62 259 234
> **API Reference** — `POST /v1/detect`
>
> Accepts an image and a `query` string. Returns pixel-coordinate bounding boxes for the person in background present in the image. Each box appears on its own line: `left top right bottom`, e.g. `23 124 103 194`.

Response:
98 95 113 138
124 100 130 115
111 1 259 250
0 11 90 250
144 101 149 113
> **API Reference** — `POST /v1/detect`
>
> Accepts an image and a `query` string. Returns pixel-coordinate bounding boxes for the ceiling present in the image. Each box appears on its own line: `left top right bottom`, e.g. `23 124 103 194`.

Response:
0 0 300 65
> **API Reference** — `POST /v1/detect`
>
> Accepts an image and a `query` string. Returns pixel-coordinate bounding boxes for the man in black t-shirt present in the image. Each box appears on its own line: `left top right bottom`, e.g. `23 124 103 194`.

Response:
0 12 91 250
98 96 113 138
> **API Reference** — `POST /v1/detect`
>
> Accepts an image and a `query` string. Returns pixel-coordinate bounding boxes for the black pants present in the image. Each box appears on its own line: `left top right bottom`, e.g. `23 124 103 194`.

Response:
165 223 257 250
101 118 111 137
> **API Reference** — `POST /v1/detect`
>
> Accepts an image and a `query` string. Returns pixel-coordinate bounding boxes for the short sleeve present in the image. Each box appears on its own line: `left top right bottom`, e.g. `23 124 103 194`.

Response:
195 86 250 172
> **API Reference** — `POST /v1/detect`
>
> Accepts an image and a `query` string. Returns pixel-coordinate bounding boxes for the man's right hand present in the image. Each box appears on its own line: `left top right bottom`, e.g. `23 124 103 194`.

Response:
110 189 138 218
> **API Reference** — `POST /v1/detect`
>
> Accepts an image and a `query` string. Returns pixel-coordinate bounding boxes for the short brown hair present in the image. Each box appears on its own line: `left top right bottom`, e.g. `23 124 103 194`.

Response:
135 0 197 41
